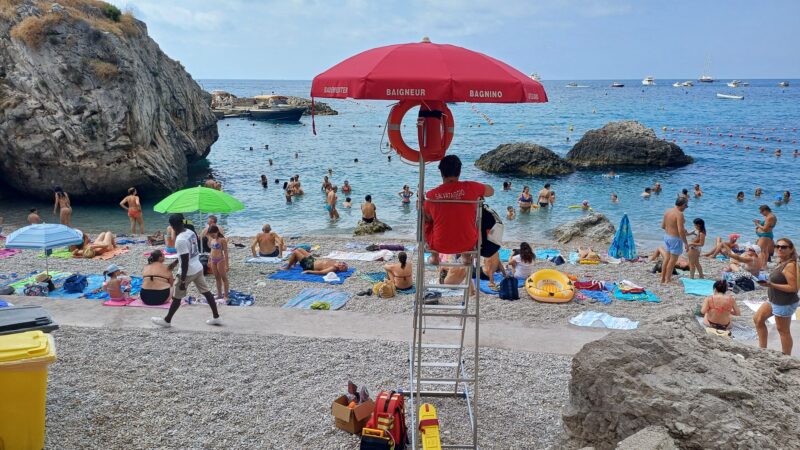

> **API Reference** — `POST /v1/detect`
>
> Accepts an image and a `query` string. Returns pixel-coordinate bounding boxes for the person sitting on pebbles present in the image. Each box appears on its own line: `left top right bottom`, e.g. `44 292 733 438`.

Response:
722 244 763 276
578 247 606 263
251 223 285 258
281 248 348 275
704 233 742 258
701 279 740 333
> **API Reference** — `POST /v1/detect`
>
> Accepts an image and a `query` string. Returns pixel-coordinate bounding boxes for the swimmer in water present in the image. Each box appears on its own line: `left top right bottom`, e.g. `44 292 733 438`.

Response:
260 175 268 188
755 187 763 197
53 186 72 226
653 182 662 194
693 184 703 198
321 176 332 192
611 193 619 203
398 185 414 205
342 180 352 195
581 200 591 211
268 159 273 166
642 187 652 198
506 206 515 220
737 191 745 201
343 197 352 208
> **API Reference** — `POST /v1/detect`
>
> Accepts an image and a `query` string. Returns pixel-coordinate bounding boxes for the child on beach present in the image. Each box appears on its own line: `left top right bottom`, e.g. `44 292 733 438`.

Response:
506 206 515 220
687 218 706 279
103 264 128 301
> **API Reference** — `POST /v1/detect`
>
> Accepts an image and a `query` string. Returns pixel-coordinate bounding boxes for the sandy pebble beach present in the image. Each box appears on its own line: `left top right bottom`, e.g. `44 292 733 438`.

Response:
45 326 571 449
0 229 771 328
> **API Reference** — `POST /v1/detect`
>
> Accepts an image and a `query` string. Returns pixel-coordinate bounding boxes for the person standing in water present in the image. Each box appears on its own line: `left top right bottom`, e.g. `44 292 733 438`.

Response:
398 185 414 205
536 183 551 208
120 187 144 234
326 186 340 221
661 197 689 284
152 214 220 328
53 187 72 226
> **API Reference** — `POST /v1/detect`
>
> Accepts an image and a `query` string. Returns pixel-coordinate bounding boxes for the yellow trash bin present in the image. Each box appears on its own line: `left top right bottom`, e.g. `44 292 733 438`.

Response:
0 330 56 450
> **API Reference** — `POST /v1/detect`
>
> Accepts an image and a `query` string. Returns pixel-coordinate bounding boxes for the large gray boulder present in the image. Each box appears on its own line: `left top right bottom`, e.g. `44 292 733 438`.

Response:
475 143 575 176
562 314 800 450
566 121 692 168
552 213 615 244
353 219 392 236
0 1 218 200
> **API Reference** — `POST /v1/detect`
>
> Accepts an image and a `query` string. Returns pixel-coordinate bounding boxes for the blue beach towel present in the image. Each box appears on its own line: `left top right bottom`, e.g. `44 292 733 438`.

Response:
608 214 637 260
478 273 524 296
570 311 639 330
268 266 355 285
577 289 613 305
681 278 716 296
85 276 143 300
498 248 512 262
283 288 351 310
568 252 580 265
612 285 661 303
49 274 105 299
535 249 561 260
227 289 255 306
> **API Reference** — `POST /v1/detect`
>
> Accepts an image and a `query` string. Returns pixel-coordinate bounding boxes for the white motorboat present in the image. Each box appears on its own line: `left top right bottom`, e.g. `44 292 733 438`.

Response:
672 81 682 87
727 80 740 88
716 93 744 100
682 81 694 87
566 82 589 88
740 81 750 86
642 76 655 86
610 82 624 88
779 81 789 87
530 72 541 81
699 75 714 83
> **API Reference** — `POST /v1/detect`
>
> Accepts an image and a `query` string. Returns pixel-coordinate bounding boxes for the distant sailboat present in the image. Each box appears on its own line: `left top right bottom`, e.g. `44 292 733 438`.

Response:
699 56 714 82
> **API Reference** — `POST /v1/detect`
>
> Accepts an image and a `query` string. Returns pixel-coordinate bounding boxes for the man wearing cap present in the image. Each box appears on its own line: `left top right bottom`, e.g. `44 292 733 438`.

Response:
661 197 689 284
152 213 221 328
723 244 763 276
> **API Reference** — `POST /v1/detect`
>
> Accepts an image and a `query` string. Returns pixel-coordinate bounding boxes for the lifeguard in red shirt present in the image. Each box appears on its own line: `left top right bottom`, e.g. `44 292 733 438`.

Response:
424 155 494 257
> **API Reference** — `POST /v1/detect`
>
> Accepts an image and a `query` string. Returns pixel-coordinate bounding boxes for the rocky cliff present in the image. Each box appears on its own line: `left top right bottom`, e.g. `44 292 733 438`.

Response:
566 121 693 168
0 0 218 200
474 142 575 176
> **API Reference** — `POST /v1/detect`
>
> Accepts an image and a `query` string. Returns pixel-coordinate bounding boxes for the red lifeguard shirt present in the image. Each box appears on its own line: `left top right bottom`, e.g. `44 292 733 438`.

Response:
424 180 486 254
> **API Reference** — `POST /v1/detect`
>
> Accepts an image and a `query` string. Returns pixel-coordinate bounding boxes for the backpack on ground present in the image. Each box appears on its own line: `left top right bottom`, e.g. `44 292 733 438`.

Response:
360 390 408 450
734 277 755 292
373 281 396 299
498 274 519 300
63 274 88 293
23 283 48 297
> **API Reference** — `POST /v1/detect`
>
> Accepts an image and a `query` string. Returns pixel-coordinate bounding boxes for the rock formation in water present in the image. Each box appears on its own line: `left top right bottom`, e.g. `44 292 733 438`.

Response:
353 219 392 236
0 0 218 200
562 314 800 449
552 213 615 244
566 121 693 168
474 143 575 176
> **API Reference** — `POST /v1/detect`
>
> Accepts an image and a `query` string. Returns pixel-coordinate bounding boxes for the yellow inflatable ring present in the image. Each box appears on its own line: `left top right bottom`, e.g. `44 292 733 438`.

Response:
525 269 575 303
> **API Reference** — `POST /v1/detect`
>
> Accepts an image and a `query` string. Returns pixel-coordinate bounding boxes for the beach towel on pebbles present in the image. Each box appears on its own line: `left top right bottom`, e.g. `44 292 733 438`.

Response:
85 277 143 300
693 316 757 341
0 249 21 259
323 250 394 261
478 273 524 296
283 288 351 310
612 285 661 302
49 274 105 299
268 266 355 285
535 249 561 260
680 278 716 296
569 311 639 330
575 290 613 305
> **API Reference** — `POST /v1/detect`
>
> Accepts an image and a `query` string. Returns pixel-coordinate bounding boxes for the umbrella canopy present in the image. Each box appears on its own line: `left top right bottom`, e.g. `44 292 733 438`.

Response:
4 224 83 250
154 187 245 214
608 214 637 260
311 38 547 103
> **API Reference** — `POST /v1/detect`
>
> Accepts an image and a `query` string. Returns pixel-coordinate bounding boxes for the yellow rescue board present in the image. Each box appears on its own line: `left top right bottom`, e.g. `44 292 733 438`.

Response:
419 403 442 450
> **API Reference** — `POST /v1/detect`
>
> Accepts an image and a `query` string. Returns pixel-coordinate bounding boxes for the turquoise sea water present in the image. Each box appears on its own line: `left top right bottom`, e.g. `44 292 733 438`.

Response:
2 79 799 246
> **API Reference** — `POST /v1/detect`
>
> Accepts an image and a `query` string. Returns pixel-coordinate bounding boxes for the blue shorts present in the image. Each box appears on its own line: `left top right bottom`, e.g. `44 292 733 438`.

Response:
663 235 683 255
770 301 799 318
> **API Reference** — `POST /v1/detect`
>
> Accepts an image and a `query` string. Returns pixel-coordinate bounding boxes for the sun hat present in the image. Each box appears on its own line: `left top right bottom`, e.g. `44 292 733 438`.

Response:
729 233 741 240
748 244 761 255
103 264 124 276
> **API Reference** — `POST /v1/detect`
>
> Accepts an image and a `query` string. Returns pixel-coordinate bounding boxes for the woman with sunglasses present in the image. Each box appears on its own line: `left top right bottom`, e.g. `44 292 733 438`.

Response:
754 238 798 355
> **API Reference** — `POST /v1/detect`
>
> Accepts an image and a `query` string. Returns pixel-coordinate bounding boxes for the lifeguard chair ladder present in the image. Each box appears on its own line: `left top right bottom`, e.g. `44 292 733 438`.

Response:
406 160 482 450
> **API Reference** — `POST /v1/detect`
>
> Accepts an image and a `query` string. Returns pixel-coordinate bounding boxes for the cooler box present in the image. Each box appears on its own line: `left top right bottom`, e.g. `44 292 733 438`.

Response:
0 330 57 449
0 306 59 336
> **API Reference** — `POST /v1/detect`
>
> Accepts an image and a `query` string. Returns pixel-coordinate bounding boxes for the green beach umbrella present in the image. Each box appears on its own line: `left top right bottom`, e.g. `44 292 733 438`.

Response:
153 186 245 214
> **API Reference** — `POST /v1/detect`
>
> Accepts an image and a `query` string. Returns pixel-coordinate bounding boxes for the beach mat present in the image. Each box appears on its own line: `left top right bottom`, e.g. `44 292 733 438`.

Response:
38 249 74 259
694 316 757 341
10 271 71 293
0 249 22 259
323 250 394 261
268 266 355 285
85 276 143 300
48 274 105 299
535 248 561 260
680 278 715 296
283 288 351 310
93 246 129 261
103 298 134 307
478 273 524 296
498 248 512 262
576 289 613 305
245 256 284 264
612 285 661 303
570 311 639 330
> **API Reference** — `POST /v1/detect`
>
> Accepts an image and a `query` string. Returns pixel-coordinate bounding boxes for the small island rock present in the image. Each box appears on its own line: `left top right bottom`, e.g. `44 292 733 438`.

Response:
475 143 575 176
354 219 392 236
552 213 615 244
566 121 693 168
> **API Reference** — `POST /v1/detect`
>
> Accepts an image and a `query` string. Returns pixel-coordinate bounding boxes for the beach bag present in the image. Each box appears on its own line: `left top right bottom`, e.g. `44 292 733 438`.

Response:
482 205 504 246
361 390 408 450
0 286 14 295
498 275 519 300
549 255 566 266
373 281 396 299
64 274 88 293
23 283 48 297
735 277 755 292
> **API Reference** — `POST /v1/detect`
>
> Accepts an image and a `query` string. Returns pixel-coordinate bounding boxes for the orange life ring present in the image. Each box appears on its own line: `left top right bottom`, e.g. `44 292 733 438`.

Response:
387 100 454 163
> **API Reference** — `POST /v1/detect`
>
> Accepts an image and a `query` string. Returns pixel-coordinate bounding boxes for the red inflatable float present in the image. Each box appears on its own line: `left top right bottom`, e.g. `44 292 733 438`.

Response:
387 100 454 163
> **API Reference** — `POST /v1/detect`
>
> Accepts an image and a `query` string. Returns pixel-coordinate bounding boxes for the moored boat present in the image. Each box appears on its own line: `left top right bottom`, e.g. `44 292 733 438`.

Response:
727 80 740 88
610 82 624 88
682 81 694 87
248 95 306 122
779 81 789 87
642 76 655 86
716 93 744 100
672 81 682 87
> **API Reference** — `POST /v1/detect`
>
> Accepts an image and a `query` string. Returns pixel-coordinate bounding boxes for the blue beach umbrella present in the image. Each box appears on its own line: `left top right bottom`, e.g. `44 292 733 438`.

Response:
608 214 637 260
5 224 84 274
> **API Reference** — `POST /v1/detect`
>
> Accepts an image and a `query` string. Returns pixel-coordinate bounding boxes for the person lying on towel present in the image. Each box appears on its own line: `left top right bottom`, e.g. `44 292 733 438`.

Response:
281 248 348 275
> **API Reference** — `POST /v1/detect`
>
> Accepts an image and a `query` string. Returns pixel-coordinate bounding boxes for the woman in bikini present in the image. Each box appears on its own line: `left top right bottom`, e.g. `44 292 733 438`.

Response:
165 225 177 254
120 187 144 234
701 279 741 332
140 250 177 305
754 205 777 268
518 186 533 213
53 186 72 226
383 251 413 290
398 185 414 205
207 225 230 301
687 218 706 279
536 184 551 208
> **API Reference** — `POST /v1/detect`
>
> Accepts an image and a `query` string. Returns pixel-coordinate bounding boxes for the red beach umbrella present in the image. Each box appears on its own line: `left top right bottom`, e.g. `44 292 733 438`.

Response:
311 38 547 163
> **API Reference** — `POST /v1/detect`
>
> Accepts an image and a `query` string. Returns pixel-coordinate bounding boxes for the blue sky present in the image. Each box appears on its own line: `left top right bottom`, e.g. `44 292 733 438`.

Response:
110 0 800 80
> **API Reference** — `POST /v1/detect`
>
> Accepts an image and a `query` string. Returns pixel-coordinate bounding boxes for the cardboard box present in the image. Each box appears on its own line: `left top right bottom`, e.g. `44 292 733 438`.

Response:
331 395 375 434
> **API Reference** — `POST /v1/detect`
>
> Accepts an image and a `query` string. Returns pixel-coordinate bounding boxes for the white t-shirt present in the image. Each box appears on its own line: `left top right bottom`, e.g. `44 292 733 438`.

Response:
511 254 535 279
175 229 203 276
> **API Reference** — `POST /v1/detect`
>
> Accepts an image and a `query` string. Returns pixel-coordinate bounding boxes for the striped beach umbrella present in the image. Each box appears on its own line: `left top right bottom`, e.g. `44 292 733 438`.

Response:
5 224 84 274
608 214 637 260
